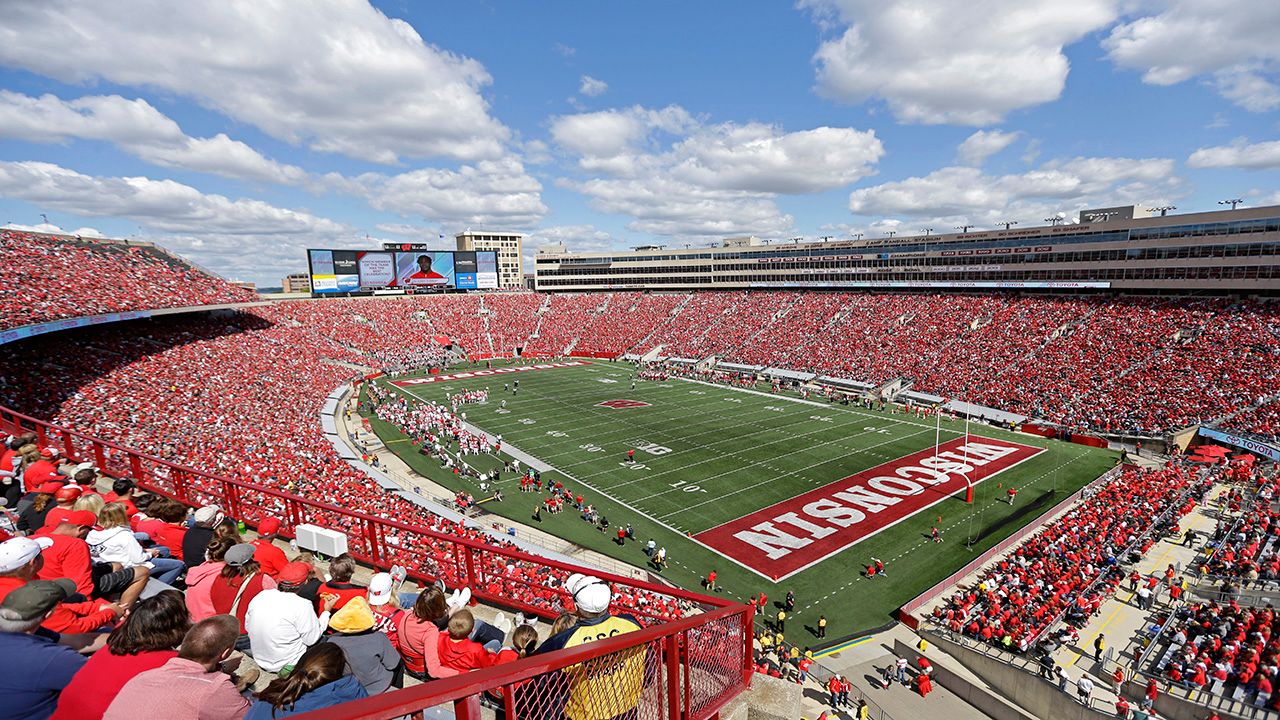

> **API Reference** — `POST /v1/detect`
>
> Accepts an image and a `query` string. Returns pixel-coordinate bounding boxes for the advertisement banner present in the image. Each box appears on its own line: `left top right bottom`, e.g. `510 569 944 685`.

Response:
1198 427 1280 462
395 251 455 287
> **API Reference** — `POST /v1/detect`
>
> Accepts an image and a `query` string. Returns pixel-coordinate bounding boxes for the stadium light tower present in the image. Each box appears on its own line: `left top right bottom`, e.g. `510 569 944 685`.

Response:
850 231 864 241
885 231 896 238
921 228 933 236
819 235 834 242
1219 199 1243 210
996 220 1018 230
1044 215 1063 226
1150 205 1176 216
955 224 974 234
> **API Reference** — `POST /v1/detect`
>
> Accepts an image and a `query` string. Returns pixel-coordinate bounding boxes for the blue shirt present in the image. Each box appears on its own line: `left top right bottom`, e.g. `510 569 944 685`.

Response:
0 630 86 720
244 675 368 719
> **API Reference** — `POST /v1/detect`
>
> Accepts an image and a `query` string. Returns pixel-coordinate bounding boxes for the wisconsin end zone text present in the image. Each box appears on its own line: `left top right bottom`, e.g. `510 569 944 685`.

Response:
694 436 1045 581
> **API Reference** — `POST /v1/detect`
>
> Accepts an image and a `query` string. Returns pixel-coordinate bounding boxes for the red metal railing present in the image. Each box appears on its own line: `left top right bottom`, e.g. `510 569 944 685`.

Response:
0 405 734 625
1 405 755 717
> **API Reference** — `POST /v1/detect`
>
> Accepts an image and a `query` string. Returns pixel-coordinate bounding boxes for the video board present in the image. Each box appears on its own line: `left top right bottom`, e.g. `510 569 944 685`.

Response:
307 249 499 293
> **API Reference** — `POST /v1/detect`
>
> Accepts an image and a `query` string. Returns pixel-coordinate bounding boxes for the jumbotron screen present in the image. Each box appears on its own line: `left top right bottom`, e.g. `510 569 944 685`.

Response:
306 249 498 293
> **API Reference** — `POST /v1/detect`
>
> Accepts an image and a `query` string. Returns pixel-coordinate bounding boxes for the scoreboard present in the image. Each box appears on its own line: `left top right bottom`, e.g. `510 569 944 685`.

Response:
306 249 499 294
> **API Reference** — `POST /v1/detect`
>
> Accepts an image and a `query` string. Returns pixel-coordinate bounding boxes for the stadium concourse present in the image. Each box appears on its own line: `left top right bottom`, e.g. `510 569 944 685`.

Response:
0 232 1278 719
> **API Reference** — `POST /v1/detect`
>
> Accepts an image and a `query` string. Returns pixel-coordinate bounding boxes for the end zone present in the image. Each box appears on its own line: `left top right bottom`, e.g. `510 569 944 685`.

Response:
693 435 1045 581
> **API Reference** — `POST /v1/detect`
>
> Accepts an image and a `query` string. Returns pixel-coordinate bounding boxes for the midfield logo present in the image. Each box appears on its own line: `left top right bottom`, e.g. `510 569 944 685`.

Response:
596 399 651 409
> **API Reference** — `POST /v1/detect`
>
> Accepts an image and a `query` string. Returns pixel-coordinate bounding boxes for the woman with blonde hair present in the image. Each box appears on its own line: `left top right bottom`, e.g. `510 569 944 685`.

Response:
88 502 186 586
73 493 105 517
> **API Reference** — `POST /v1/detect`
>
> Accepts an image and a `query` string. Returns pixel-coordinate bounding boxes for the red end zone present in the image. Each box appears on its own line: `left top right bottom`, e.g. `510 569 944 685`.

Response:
693 435 1045 581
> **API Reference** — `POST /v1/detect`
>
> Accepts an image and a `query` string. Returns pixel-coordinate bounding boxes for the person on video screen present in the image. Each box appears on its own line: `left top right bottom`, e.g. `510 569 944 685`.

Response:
404 255 447 285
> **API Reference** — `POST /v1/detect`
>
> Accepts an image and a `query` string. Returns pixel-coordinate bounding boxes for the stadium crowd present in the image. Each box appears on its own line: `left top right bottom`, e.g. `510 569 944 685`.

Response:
931 463 1209 652
0 230 255 332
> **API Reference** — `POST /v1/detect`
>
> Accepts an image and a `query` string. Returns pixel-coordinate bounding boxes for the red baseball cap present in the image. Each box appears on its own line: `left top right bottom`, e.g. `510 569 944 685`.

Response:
36 482 64 494
65 510 97 527
258 517 282 536
54 486 83 503
276 561 312 584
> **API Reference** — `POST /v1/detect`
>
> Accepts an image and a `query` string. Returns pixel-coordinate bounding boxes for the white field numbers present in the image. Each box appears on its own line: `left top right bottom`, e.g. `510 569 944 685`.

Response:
670 479 707 493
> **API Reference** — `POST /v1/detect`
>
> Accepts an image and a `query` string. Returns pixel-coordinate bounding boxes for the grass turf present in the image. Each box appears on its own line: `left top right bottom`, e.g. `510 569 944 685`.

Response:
366 359 1117 644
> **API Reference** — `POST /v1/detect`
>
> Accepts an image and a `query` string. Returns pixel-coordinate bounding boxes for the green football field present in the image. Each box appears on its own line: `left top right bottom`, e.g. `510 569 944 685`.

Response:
367 359 1116 643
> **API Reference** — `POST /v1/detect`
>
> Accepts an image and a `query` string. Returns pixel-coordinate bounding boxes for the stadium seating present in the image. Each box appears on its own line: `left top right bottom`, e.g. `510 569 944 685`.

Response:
0 312 693 627
930 463 1207 651
0 230 256 331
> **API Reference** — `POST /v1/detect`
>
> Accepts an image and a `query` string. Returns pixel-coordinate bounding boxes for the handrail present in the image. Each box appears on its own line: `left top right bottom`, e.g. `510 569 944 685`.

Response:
296 602 755 720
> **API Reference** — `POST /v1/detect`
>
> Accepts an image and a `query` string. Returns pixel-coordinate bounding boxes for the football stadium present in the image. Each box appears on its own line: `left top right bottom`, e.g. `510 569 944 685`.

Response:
0 3 1278 720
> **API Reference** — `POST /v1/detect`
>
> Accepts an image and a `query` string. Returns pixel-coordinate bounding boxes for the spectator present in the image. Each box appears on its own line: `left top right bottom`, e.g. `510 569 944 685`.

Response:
535 573 645 720
104 614 253 720
0 579 87 720
182 506 223 569
88 502 185 586
148 500 189 562
100 479 138 517
325 596 401 695
437 608 496 672
16 483 61 534
39 512 150 608
315 553 365 612
250 518 288 579
0 536 121 635
246 643 367 719
365 572 404 653
184 537 235 622
395 586 455 680
51 590 191 719
210 543 275 651
244 561 336 674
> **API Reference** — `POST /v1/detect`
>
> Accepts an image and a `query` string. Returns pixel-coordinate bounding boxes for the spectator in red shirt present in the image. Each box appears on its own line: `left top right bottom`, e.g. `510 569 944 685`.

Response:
437 609 495 672
39 511 149 608
23 447 64 492
148 500 189 562
251 517 288 579
0 535 121 635
315 553 365 612
51 590 191 720
101 479 139 518
208 543 275 650
42 485 87 530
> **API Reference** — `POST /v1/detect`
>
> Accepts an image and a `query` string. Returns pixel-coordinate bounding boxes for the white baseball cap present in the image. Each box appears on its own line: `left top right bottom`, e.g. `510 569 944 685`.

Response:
368 572 393 606
0 536 53 573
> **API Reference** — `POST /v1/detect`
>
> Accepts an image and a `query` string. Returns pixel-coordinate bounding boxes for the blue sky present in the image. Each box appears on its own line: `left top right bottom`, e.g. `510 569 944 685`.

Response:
0 0 1277 285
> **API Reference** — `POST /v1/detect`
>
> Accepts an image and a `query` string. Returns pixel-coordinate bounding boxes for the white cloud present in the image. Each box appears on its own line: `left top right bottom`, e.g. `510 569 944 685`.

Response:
375 223 442 237
0 161 346 236
670 124 884 194
579 75 608 97
802 0 1119 125
1104 0 1280 111
0 91 308 185
1188 139 1280 170
956 130 1022 167
549 105 882 237
0 0 511 163
530 224 619 252
337 157 548 228
847 156 1179 225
